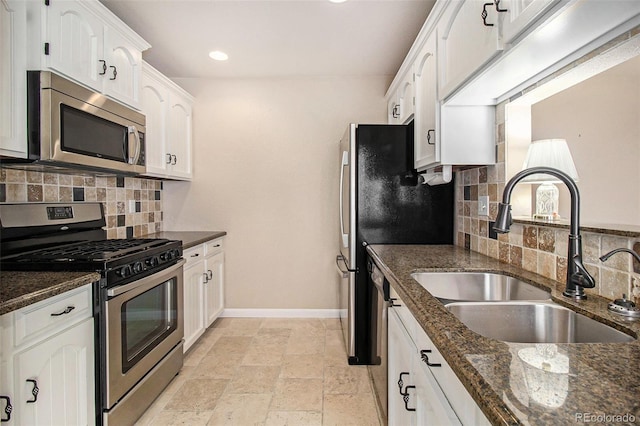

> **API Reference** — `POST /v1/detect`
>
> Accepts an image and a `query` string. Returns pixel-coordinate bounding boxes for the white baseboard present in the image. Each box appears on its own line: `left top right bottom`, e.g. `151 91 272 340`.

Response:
221 308 341 318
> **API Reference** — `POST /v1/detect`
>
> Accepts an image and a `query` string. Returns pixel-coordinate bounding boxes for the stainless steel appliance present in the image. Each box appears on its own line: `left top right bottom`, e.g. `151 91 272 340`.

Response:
0 203 184 426
0 71 145 176
368 257 389 422
336 123 454 365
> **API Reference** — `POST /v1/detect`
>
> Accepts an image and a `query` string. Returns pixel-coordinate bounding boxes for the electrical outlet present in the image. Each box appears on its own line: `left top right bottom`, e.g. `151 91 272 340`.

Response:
478 196 489 216
128 200 136 213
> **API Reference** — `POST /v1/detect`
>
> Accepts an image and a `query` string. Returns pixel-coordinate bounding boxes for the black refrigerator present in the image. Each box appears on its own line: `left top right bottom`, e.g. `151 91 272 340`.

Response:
336 123 454 365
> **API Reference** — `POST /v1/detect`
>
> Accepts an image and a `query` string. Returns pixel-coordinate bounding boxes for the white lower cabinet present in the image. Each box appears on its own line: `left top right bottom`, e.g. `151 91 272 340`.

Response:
388 292 489 426
0 284 96 426
182 237 225 352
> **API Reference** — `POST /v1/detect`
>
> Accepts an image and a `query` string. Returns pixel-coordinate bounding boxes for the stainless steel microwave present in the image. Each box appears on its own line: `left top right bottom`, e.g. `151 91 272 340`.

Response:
6 71 146 175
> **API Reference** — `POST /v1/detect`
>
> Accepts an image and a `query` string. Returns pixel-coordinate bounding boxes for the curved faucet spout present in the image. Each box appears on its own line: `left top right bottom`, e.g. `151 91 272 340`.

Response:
492 166 595 300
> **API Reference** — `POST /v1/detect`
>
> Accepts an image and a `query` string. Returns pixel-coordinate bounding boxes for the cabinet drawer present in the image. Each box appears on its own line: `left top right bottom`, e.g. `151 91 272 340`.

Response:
205 238 224 256
184 245 205 266
14 284 93 348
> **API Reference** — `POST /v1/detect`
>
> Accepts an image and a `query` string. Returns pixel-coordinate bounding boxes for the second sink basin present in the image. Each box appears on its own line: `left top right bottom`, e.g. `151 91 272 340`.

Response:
446 301 635 343
410 272 551 302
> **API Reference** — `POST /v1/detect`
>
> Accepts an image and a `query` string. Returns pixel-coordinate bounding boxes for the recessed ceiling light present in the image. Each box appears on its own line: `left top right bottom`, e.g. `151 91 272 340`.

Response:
208 51 229 61
328 0 347 3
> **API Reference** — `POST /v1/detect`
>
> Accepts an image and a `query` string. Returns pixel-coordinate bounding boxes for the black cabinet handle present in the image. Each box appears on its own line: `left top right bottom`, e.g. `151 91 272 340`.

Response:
166 153 173 164
494 0 508 13
397 372 409 394
171 154 177 165
427 129 435 145
99 59 107 75
203 272 209 283
392 104 400 119
110 66 117 80
0 396 12 422
26 379 39 403
389 298 401 307
403 385 416 412
482 3 494 26
51 306 75 317
207 270 213 280
420 349 442 367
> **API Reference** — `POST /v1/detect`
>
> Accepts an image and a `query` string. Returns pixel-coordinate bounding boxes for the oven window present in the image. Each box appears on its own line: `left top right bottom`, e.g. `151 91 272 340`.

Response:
120 277 178 373
61 104 128 162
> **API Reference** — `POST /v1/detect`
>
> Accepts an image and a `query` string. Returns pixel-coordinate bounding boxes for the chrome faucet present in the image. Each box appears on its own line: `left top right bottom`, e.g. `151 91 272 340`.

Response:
493 166 595 299
600 248 640 264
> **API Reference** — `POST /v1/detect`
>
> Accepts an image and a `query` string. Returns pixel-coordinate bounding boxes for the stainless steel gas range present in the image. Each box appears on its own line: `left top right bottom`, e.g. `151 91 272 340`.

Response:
0 202 185 426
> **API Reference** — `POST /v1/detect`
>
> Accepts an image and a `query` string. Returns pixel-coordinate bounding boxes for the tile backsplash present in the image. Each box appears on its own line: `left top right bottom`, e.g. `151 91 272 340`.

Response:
0 168 163 238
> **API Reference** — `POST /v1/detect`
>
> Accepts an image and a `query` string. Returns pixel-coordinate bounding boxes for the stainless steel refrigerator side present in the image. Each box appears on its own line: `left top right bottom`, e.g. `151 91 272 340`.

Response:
337 124 357 360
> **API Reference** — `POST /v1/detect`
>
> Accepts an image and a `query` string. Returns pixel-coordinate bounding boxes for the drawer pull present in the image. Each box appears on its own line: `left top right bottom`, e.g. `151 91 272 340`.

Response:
213 244 221 247
190 253 200 257
420 349 442 367
397 371 409 394
207 270 213 280
0 396 12 422
26 379 39 403
389 298 401 307
402 385 416 412
50 306 75 317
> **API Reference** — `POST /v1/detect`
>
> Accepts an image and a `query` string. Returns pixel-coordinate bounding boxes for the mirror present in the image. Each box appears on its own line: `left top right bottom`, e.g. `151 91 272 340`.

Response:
505 36 640 229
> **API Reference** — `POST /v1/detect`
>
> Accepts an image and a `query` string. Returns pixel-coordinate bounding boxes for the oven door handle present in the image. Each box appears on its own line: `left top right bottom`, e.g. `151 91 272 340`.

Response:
107 259 186 297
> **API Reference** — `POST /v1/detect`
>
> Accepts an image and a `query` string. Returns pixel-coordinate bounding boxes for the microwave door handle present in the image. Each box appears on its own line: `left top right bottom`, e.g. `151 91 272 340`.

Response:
127 126 141 165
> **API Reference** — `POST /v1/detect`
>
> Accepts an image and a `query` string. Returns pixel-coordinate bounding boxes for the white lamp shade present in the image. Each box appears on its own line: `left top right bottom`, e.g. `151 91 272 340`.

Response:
521 138 579 183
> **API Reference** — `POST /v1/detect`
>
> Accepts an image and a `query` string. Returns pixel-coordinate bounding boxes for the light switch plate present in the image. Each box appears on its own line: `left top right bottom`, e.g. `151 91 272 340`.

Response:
128 200 136 213
478 196 489 216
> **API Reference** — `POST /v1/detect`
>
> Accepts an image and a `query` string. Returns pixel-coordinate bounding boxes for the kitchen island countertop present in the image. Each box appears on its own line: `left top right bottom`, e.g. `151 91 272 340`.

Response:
367 244 640 425
0 271 101 316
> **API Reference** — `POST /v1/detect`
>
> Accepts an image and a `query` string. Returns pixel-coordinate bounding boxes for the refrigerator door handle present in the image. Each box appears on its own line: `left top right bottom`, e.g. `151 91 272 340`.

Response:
336 254 358 275
339 151 349 248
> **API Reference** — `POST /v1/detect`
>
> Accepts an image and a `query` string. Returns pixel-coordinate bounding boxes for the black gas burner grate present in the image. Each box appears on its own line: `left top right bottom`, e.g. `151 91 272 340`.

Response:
9 239 171 262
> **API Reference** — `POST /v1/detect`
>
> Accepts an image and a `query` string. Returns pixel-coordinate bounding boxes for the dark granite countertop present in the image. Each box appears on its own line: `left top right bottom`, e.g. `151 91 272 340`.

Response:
144 231 227 250
366 244 640 425
0 271 100 316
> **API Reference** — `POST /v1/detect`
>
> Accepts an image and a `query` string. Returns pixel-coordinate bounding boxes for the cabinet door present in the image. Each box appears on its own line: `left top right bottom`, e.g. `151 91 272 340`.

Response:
103 26 143 109
397 71 414 124
14 317 95 426
45 0 104 92
413 356 461 425
387 310 415 426
204 252 224 328
0 0 27 158
439 0 501 98
167 91 193 180
141 69 170 177
183 261 205 352
501 0 558 44
413 34 438 170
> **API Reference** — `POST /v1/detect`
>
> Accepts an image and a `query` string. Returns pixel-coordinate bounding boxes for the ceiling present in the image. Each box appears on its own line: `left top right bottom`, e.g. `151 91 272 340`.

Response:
99 0 436 80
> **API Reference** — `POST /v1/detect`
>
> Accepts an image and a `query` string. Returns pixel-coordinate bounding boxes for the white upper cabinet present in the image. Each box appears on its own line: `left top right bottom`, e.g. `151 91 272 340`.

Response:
142 61 194 180
438 0 503 99
26 0 149 110
397 70 415 124
413 33 438 169
0 0 27 158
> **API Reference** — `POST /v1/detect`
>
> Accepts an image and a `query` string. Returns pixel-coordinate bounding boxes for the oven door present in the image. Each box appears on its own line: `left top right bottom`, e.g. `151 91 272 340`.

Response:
104 259 185 408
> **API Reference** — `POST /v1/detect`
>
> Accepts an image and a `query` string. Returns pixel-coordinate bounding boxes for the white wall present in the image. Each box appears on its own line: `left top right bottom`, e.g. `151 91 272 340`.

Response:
163 77 388 309
531 57 640 226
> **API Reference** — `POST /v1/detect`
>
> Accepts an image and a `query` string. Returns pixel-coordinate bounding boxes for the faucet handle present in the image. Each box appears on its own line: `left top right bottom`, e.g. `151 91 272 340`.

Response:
570 256 596 289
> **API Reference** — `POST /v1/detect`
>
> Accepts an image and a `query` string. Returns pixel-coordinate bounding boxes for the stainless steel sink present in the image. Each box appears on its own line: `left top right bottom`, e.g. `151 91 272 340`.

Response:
445 301 635 343
410 272 551 302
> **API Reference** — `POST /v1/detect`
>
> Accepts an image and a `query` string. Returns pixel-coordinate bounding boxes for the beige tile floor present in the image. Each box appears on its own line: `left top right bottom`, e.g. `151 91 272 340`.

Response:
135 317 383 426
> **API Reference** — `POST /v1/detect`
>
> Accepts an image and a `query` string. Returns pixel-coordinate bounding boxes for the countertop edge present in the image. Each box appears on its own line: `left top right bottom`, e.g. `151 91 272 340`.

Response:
0 272 101 316
144 231 227 249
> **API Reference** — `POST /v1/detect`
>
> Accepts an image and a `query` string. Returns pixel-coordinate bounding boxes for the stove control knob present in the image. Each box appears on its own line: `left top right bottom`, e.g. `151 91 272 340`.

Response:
146 256 159 267
132 262 144 274
173 249 181 259
165 250 175 261
117 265 132 277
